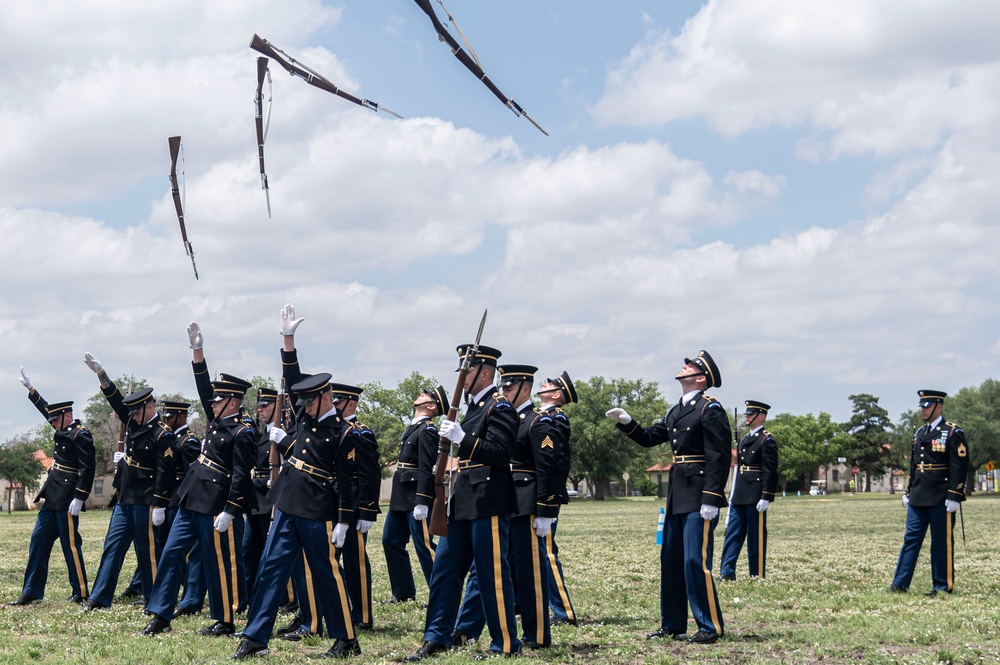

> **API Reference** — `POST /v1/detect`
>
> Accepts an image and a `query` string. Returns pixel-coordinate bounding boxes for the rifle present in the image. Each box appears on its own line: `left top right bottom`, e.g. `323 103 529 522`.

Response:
429 309 487 537
107 416 126 509
269 379 286 520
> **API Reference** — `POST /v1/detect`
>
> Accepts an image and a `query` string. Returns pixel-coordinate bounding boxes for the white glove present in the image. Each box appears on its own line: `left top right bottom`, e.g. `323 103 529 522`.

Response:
68 498 84 516
187 321 203 350
756 499 769 513
902 495 910 508
280 303 304 336
152 507 166 526
534 516 555 538
83 352 104 374
605 408 632 425
214 512 234 532
700 504 719 521
945 499 959 513
439 419 466 444
269 427 287 445
18 367 32 391
113 451 125 464
332 522 349 548
412 504 429 521
357 519 374 534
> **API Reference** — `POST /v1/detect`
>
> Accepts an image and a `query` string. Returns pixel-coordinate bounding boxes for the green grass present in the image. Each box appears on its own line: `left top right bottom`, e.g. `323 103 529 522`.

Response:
1 493 999 664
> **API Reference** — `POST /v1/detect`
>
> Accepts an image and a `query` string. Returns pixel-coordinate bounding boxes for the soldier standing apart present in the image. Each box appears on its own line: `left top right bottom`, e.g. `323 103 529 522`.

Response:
9 368 95 606
536 372 578 626
80 353 175 610
719 401 778 581
606 350 730 644
889 390 969 596
405 344 521 661
381 385 447 604
141 322 257 636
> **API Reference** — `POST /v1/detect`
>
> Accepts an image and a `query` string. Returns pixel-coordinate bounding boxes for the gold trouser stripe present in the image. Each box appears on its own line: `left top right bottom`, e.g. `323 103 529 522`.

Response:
227 524 239 613
66 513 88 597
545 532 574 620
701 519 722 635
147 507 158 581
491 516 512 652
303 554 319 634
214 528 232 623
356 531 370 624
286 578 295 603
757 512 765 579
946 512 953 591
421 519 435 562
325 522 355 640
529 517 544 644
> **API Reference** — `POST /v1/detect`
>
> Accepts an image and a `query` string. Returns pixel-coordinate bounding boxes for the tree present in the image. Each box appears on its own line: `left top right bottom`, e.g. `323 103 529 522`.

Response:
563 376 669 500
358 371 439 477
767 412 847 492
886 409 921 494
841 393 891 491
0 432 46 513
946 379 1000 495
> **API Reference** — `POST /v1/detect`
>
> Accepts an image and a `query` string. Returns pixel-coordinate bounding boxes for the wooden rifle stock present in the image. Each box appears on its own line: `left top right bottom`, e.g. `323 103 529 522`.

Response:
429 371 469 537
268 380 286 520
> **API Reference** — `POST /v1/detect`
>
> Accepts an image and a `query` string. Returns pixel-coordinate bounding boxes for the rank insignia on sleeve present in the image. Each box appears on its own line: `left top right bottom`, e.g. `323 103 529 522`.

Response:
958 443 967 458
164 448 173 458
541 436 554 449
348 449 356 460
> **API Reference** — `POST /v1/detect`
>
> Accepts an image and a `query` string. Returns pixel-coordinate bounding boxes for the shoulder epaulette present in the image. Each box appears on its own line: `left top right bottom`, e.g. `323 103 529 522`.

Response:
700 394 723 411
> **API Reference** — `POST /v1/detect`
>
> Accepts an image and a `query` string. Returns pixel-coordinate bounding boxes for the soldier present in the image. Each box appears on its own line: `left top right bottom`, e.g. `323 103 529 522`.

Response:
889 390 969 596
381 385 446 604
536 372 578 627
719 400 779 581
404 343 521 661
141 322 257 636
9 368 95 606
606 350 730 644
244 387 279 596
453 364 565 648
80 353 175 610
332 382 380 631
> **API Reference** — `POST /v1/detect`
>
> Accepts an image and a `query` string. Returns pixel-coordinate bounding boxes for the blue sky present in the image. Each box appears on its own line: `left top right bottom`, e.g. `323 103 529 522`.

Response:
2 0 999 442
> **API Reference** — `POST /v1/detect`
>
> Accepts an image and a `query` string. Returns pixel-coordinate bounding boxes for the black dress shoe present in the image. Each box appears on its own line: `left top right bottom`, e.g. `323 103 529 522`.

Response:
451 629 476 646
687 630 720 644
646 626 687 640
278 602 298 614
354 621 374 631
520 640 546 649
887 583 907 593
279 628 317 642
380 595 415 605
199 621 236 636
276 615 302 634
67 593 85 603
321 638 361 658
80 599 104 612
117 587 142 601
139 614 172 636
550 616 577 627
719 574 736 582
172 605 201 619
404 641 448 662
232 637 269 660
8 594 42 606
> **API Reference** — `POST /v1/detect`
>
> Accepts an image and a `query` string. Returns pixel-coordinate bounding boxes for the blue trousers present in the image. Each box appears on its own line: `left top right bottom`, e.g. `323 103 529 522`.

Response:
544 520 576 622
659 511 724 637
892 504 955 592
719 504 767 579
456 515 550 646
244 512 271 594
423 515 521 654
89 504 160 607
339 526 373 626
146 507 242 623
294 550 326 636
21 508 88 599
382 510 436 599
243 510 354 645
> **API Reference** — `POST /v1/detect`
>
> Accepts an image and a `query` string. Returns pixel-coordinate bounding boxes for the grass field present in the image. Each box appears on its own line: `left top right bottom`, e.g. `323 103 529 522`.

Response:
1 493 998 664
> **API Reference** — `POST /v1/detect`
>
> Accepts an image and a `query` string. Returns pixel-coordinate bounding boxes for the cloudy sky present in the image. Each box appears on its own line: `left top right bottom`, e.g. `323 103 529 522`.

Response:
3 0 999 441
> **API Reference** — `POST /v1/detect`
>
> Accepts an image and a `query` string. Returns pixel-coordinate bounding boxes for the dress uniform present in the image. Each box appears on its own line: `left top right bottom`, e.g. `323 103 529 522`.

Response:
334 383 381 630
890 390 969 595
406 344 521 661
381 385 447 603
244 387 278 595
455 365 566 648
82 374 176 609
142 367 257 636
719 400 779 580
10 383 95 605
233 372 359 660
610 350 730 644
